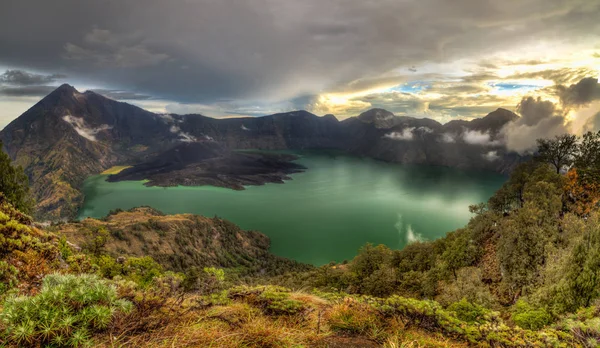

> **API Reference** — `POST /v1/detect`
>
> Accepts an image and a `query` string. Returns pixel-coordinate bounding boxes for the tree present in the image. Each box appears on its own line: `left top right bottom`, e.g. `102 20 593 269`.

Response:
574 131 600 175
84 226 110 256
487 161 557 213
497 181 562 300
559 131 600 216
350 243 392 281
559 213 600 311
0 141 34 213
441 229 479 280
564 169 600 216
536 134 578 174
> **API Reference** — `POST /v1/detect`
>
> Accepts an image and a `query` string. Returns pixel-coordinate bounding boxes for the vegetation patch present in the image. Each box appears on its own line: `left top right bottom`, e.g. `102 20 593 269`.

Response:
0 273 132 347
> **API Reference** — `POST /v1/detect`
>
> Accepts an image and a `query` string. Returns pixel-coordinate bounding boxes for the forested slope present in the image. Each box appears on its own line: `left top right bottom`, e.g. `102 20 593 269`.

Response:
2 132 600 347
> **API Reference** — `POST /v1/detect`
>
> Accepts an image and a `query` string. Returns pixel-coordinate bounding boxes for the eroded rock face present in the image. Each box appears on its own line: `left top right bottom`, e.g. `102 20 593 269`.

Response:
1 84 521 220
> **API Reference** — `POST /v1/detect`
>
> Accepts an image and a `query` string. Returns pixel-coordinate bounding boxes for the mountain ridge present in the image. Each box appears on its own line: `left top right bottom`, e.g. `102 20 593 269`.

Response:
1 84 522 219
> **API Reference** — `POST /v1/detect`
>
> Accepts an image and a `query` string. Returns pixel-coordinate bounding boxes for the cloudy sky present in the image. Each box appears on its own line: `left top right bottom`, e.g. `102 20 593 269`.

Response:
1 0 599 133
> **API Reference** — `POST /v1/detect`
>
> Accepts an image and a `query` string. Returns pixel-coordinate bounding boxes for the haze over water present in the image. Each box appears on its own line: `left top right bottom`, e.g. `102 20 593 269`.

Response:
80 152 505 265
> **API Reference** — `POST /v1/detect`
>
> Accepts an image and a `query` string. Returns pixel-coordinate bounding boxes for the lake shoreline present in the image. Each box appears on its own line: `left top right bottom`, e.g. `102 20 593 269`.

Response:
79 151 506 265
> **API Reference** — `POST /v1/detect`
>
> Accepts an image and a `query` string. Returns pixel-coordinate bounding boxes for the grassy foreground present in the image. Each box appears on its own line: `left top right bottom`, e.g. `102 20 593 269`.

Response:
1 193 600 347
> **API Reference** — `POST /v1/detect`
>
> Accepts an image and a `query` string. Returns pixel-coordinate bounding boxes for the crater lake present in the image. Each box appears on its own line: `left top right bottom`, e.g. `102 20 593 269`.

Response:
79 152 506 265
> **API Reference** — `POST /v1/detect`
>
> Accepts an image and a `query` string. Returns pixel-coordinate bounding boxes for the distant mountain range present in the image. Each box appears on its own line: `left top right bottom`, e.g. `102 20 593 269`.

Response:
0 84 521 220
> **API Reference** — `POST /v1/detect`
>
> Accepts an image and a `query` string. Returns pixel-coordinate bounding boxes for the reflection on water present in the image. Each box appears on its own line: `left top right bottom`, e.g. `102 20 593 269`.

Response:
80 152 506 265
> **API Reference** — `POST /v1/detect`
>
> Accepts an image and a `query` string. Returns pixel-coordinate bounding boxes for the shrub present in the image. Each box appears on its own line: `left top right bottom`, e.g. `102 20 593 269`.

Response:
512 300 552 330
0 260 18 295
259 290 304 315
0 273 132 347
183 266 225 294
65 254 95 274
107 208 124 217
228 286 306 316
110 228 128 241
555 306 600 347
376 295 466 335
0 146 34 214
82 226 109 256
447 298 489 324
94 254 124 279
123 256 164 287
113 273 185 333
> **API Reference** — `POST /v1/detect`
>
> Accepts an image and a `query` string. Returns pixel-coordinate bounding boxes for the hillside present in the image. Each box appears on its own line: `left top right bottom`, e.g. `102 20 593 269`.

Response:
0 85 177 219
2 191 600 347
51 206 310 277
0 85 521 220
2 132 600 347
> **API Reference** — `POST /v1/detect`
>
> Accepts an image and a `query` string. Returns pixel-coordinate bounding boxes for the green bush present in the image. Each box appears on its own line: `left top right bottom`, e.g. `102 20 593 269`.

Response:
512 300 552 330
228 286 306 315
0 260 18 295
259 290 304 315
0 145 34 214
376 295 475 339
122 256 164 287
370 294 572 346
556 306 600 347
0 273 132 347
447 298 489 323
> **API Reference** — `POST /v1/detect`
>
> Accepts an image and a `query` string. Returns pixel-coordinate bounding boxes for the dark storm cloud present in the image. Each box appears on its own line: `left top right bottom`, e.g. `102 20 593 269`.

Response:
0 85 56 97
502 97 568 153
0 69 67 97
90 89 153 101
557 77 600 107
0 70 66 86
0 0 598 106
516 97 557 126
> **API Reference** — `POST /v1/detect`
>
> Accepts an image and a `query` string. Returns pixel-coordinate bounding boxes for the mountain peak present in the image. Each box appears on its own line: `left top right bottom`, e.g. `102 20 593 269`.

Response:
40 84 83 105
357 108 395 121
52 83 78 94
356 108 404 129
482 108 519 123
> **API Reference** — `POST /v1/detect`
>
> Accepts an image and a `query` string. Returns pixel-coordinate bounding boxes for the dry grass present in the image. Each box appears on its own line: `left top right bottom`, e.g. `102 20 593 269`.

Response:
383 330 469 348
16 287 469 348
98 300 326 347
101 166 133 175
326 299 388 336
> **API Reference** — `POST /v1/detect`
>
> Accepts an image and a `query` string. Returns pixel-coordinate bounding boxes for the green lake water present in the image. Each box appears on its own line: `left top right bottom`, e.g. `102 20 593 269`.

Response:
79 152 505 265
